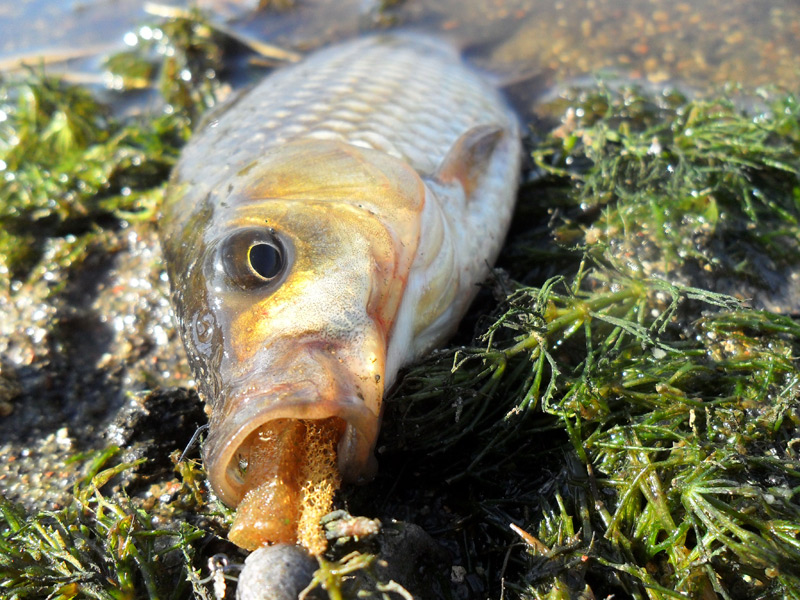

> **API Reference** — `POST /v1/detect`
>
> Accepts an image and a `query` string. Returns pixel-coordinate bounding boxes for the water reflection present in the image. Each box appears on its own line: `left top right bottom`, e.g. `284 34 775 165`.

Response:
1 0 798 98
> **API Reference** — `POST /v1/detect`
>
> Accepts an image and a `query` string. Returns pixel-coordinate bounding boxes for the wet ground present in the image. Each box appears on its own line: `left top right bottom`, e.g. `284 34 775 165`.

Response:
0 224 197 509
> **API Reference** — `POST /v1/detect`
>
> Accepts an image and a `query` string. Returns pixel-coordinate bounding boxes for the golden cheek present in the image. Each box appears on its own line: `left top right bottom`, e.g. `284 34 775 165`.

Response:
227 273 315 364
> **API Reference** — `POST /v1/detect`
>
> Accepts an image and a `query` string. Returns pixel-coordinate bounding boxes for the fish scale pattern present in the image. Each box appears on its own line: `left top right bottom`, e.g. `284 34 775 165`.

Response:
178 34 517 190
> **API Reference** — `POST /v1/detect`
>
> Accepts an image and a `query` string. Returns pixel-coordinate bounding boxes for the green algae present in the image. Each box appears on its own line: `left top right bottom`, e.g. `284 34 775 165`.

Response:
0 448 210 600
0 75 188 288
387 87 800 599
104 11 223 121
0 9 224 290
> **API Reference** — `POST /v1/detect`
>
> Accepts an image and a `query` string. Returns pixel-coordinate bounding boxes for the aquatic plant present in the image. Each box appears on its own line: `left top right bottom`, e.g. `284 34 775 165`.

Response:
0 8 226 289
387 87 800 599
0 448 212 600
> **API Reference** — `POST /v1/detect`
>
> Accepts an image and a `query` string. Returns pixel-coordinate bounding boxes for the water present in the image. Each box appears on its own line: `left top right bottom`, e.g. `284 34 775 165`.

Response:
1 0 798 96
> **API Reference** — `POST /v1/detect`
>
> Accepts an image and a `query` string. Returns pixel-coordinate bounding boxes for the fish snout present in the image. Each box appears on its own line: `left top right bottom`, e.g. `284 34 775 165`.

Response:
203 345 383 509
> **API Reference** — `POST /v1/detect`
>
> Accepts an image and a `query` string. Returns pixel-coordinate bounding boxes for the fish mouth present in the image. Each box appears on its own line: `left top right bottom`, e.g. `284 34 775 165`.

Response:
203 389 380 508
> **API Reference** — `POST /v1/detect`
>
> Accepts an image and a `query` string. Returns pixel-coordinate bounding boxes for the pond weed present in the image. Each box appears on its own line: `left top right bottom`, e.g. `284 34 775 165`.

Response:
387 86 800 599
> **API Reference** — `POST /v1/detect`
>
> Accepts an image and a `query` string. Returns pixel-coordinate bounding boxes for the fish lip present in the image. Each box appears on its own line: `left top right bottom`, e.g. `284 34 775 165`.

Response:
203 391 380 508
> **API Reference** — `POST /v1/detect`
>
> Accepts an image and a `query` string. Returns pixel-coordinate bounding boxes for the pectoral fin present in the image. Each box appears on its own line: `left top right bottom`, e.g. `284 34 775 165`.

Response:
434 124 505 200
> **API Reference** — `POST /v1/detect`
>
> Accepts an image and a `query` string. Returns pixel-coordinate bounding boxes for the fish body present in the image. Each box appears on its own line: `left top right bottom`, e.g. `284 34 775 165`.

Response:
161 33 521 550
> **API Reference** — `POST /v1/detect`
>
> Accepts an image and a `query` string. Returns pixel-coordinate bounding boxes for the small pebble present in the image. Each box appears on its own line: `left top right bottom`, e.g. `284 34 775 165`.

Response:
236 545 318 600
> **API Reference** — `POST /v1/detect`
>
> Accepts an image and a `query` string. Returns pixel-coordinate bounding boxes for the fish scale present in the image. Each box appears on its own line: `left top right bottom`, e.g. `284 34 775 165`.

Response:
177 35 515 183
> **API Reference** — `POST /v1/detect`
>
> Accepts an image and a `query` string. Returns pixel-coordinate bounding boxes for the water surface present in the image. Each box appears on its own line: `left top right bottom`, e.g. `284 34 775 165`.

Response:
2 0 798 98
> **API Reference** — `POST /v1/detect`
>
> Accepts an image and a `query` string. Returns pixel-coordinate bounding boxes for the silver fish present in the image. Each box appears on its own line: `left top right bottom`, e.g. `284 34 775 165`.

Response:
160 33 521 551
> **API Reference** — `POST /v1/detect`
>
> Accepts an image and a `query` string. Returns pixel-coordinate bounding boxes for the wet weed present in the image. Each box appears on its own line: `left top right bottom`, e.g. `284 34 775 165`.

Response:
388 87 800 599
0 447 213 600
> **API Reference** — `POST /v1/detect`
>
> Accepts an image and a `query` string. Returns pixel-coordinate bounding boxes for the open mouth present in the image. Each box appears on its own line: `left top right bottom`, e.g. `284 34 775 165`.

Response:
226 416 346 551
202 390 380 550
205 394 379 506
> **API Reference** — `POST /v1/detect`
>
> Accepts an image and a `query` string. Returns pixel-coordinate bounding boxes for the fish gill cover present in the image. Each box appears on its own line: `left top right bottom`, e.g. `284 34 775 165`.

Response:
1 7 800 600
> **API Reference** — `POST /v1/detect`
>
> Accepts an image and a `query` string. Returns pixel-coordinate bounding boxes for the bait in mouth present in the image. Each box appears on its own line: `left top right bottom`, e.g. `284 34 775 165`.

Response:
160 33 521 552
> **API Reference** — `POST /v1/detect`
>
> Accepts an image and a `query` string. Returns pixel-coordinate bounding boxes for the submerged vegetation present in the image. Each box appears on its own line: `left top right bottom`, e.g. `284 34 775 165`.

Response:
2 7 800 600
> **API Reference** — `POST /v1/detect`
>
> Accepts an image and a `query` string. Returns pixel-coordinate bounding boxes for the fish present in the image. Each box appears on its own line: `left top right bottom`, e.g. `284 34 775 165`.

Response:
160 33 521 552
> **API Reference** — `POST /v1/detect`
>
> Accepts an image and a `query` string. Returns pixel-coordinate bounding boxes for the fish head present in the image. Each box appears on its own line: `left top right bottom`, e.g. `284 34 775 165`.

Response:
162 140 425 508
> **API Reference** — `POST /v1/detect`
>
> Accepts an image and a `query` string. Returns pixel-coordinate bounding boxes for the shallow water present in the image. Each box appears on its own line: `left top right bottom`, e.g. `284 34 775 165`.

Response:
2 0 798 97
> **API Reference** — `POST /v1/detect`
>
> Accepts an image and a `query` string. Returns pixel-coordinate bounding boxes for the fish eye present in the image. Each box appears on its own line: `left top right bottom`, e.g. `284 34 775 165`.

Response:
248 242 282 280
221 228 287 289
